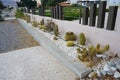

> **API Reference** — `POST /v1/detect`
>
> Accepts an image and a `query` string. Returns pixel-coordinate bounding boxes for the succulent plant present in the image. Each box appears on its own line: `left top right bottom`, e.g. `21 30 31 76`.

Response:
53 25 59 36
95 44 110 54
66 41 75 47
64 32 76 41
79 33 86 45
76 48 81 54
40 18 44 25
24 14 31 23
45 19 54 32
32 18 38 27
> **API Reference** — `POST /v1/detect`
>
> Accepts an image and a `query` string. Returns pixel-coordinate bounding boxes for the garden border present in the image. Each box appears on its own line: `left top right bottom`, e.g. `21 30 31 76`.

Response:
18 19 91 78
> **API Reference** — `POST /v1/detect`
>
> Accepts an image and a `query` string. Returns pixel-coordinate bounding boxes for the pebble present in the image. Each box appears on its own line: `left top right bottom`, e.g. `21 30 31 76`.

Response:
114 71 120 78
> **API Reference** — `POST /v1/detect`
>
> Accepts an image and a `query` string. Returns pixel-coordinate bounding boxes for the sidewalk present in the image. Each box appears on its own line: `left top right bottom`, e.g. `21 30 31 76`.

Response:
0 46 77 80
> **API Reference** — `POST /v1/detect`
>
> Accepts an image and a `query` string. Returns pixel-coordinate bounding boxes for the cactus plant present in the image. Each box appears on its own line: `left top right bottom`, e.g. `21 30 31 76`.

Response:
40 18 44 25
66 41 75 47
53 25 59 36
95 44 110 54
45 19 54 32
76 48 81 54
79 33 86 45
64 32 76 41
32 18 38 27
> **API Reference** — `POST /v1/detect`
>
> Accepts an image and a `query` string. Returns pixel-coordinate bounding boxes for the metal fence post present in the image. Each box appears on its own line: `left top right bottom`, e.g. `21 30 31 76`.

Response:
97 1 107 28
89 3 97 26
106 6 118 30
82 7 89 25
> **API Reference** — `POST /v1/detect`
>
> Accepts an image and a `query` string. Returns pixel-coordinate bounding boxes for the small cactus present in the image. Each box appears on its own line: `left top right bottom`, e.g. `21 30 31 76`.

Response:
32 20 38 27
95 44 110 54
45 20 54 32
79 33 86 45
76 48 81 54
53 25 59 36
40 18 44 25
64 32 76 41
66 41 75 47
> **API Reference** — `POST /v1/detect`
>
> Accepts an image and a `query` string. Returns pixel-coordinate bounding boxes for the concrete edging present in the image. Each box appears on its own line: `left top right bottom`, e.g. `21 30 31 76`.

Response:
18 19 91 78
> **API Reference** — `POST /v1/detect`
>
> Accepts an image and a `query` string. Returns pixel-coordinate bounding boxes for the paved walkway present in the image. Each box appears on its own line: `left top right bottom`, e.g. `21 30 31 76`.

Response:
0 19 38 53
0 46 77 80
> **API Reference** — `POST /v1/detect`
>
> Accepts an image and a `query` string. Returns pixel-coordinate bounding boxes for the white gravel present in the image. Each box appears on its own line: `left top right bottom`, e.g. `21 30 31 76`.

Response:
0 46 77 80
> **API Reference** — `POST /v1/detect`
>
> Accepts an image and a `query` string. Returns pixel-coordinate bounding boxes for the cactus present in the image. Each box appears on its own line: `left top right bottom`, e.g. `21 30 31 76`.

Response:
53 25 59 36
66 41 75 47
32 18 38 27
79 33 86 45
45 19 54 32
40 18 44 25
76 48 81 54
64 32 76 41
95 44 110 54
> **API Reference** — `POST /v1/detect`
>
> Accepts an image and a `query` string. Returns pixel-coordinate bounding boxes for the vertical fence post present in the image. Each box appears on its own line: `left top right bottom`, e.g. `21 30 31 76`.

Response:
89 3 97 26
32 7 35 14
38 6 41 16
59 5 64 20
97 1 107 28
51 7 54 18
106 6 118 30
82 7 89 25
55 6 57 19
27 7 30 13
56 5 59 19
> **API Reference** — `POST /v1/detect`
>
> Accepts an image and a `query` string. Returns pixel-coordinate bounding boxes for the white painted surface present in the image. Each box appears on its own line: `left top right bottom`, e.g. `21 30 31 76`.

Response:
0 46 77 80
28 11 120 56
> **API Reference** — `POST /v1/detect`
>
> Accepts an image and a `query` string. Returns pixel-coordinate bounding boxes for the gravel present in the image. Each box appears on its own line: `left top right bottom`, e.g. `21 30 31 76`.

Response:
0 19 39 53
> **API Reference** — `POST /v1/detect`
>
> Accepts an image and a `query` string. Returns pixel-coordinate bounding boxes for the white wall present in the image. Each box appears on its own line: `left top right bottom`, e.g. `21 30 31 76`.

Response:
28 14 120 56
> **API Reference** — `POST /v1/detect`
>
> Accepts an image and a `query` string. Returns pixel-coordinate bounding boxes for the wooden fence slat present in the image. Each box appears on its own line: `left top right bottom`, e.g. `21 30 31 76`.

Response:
82 7 89 25
106 6 118 30
89 3 97 26
97 1 107 28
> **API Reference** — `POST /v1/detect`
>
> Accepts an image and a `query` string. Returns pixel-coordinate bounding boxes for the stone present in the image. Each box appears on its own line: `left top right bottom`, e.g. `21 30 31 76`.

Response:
114 71 120 78
116 65 120 70
103 64 114 75
96 70 102 77
88 71 97 78
100 69 106 75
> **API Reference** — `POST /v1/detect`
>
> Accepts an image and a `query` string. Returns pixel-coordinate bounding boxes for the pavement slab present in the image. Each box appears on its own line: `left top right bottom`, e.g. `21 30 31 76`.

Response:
0 46 77 80
0 20 39 53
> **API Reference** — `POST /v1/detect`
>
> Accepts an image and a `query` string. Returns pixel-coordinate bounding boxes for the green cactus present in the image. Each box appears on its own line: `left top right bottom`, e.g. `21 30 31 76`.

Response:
32 18 38 27
25 15 31 23
76 48 81 54
53 25 59 36
79 33 86 45
64 32 76 41
95 44 110 54
40 18 44 25
45 20 54 32
66 41 75 47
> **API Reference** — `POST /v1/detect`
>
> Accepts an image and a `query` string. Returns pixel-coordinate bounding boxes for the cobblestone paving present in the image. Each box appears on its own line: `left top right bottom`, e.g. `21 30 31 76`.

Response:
0 19 39 53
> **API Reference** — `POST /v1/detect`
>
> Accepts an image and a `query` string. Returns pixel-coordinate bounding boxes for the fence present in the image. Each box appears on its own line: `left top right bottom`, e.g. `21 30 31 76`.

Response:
23 1 118 31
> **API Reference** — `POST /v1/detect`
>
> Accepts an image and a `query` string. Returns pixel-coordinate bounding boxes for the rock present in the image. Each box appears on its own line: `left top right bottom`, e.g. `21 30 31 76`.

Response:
103 64 114 75
88 71 97 78
116 65 120 70
103 64 111 72
96 70 102 77
114 71 120 78
96 54 106 58
100 69 106 75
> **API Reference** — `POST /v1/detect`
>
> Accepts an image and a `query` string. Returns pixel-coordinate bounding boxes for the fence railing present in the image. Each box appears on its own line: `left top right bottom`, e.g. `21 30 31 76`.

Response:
23 1 118 31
